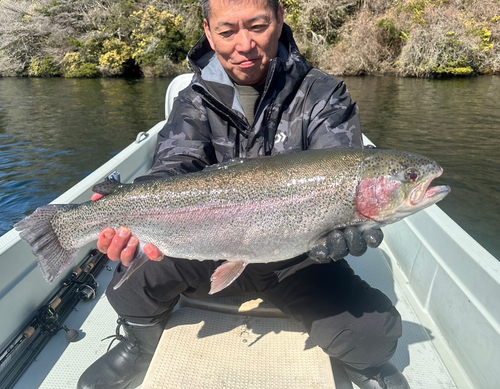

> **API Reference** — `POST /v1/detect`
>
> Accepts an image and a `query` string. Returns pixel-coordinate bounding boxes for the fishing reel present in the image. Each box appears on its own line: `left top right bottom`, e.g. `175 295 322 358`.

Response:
37 299 61 335
37 298 79 342
77 275 99 301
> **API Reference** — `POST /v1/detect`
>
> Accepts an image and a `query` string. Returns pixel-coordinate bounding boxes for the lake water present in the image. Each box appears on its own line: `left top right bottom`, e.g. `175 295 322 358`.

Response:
0 76 499 259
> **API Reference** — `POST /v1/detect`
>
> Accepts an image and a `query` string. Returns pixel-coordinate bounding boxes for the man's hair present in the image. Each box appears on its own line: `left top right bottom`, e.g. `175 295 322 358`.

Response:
201 0 280 22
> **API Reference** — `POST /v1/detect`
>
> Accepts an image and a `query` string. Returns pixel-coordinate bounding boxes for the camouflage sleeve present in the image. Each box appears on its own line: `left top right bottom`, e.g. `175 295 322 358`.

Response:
305 71 363 150
141 93 217 180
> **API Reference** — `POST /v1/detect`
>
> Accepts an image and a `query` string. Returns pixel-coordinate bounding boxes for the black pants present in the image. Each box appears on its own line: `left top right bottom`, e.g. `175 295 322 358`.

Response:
106 256 402 371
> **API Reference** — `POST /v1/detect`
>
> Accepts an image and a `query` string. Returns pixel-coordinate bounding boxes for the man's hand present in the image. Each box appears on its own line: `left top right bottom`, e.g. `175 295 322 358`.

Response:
92 194 164 266
96 227 163 266
308 227 384 263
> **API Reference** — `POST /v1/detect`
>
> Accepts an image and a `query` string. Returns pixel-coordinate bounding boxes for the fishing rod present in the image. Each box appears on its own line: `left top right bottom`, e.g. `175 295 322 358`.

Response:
0 249 109 389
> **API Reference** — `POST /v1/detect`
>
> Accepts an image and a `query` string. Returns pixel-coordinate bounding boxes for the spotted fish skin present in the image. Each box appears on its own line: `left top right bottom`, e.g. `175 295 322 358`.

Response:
15 148 450 292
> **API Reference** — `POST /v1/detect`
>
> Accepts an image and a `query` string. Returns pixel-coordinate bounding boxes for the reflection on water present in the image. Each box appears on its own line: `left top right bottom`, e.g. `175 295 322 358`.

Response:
0 78 170 234
341 75 500 259
0 76 499 259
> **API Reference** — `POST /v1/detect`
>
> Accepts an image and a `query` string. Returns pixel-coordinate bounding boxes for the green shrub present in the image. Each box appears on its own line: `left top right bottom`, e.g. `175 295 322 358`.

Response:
130 6 189 72
28 56 61 77
2 0 499 77
65 63 100 78
98 38 133 76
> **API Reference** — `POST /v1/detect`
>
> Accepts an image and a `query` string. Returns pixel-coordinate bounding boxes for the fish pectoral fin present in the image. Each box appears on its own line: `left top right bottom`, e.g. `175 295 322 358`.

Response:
209 261 248 295
113 247 150 290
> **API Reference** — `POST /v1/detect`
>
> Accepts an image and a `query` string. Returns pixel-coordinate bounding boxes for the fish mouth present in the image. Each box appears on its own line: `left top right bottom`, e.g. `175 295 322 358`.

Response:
409 168 451 208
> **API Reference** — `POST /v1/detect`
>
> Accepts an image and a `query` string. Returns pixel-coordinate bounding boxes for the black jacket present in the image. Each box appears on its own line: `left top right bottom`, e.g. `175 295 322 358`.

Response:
148 24 363 178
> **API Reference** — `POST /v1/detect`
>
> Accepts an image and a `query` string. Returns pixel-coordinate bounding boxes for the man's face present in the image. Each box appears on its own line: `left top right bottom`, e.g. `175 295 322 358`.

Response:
204 0 284 86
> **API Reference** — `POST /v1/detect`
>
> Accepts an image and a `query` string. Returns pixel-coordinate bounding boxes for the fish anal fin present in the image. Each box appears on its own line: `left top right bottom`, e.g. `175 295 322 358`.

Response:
209 261 248 295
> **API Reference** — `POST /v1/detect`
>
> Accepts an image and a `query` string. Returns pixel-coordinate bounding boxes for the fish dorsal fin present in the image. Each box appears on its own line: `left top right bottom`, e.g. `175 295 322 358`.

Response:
92 178 123 195
209 261 248 294
203 158 246 171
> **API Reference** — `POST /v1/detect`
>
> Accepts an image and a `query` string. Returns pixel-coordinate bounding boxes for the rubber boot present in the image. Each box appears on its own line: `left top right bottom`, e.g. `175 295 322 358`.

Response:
77 317 166 389
344 362 410 389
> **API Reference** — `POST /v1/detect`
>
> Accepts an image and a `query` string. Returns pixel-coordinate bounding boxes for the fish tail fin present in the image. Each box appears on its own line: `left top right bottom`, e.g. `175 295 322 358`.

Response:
15 204 79 283
112 247 150 290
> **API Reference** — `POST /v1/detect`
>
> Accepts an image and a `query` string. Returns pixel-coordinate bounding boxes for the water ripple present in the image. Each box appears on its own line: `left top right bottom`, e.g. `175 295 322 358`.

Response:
1 76 499 260
0 77 168 234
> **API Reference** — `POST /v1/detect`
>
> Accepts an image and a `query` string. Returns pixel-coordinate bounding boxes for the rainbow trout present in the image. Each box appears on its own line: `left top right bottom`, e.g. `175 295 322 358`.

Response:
15 148 450 294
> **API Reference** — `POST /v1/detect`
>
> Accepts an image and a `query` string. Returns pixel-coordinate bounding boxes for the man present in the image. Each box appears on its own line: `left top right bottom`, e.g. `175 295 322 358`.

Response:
78 0 409 388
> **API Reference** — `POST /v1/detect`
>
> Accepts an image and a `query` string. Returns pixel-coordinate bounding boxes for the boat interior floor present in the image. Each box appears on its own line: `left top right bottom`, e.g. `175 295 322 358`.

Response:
12 246 459 389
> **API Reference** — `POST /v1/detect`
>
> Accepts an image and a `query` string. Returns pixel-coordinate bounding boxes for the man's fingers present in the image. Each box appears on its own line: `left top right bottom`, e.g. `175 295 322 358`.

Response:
308 245 330 263
363 228 384 248
343 226 367 257
97 226 164 266
144 244 164 261
106 227 131 262
97 228 116 255
326 230 349 261
321 227 383 262
120 235 139 267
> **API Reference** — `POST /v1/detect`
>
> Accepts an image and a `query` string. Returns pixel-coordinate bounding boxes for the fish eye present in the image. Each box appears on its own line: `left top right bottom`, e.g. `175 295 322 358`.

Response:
406 168 419 182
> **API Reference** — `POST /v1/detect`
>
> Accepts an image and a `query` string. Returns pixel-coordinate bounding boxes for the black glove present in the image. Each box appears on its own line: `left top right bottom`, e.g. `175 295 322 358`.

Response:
308 227 384 263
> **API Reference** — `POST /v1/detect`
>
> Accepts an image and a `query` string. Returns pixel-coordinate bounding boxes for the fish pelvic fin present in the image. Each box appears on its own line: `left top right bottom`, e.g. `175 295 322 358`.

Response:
209 261 248 295
15 204 79 283
112 247 150 290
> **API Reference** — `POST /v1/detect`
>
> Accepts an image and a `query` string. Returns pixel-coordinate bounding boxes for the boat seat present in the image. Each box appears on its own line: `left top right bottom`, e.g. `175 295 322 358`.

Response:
141 295 340 389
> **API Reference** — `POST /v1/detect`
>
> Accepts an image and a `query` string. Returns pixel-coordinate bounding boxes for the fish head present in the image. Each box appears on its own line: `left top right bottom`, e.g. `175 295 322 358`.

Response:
355 149 451 226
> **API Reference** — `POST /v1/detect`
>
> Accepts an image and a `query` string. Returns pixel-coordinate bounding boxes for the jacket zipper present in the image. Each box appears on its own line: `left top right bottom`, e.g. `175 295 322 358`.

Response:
193 56 281 156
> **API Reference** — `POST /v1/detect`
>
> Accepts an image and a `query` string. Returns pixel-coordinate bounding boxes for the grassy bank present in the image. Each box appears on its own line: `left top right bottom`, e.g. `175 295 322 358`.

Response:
0 0 499 78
